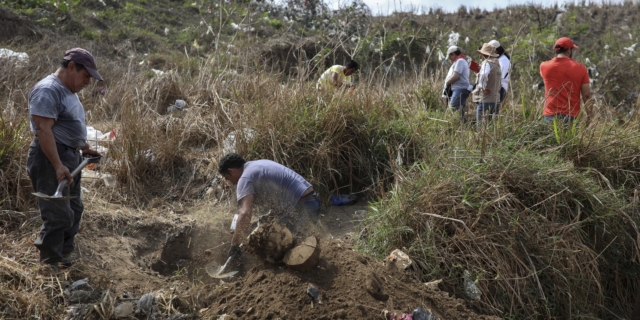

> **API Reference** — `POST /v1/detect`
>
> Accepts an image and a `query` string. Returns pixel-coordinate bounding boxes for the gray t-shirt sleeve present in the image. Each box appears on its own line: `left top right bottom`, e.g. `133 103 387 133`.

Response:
236 177 255 202
453 59 466 76
29 86 60 120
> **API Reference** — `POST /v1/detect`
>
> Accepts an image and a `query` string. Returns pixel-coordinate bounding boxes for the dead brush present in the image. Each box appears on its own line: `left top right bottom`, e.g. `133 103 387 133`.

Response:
0 222 66 319
360 143 638 318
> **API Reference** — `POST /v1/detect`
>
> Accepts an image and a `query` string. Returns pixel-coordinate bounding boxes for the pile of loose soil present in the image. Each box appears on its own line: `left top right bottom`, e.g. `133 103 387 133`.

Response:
200 236 500 320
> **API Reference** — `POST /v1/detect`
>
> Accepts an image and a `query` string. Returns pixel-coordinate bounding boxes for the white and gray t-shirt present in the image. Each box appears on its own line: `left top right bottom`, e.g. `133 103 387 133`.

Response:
236 160 312 214
29 74 87 149
446 58 471 91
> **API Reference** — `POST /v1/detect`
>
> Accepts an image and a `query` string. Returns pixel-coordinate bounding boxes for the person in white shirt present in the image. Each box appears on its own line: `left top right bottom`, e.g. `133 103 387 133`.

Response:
488 40 511 105
443 46 471 122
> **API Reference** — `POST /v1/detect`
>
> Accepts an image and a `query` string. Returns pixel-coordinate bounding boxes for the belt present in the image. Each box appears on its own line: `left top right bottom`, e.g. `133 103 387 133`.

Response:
33 138 82 152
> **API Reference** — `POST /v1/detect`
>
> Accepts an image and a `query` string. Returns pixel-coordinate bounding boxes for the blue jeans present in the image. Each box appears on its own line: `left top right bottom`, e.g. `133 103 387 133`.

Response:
476 102 499 124
544 114 575 123
449 89 470 122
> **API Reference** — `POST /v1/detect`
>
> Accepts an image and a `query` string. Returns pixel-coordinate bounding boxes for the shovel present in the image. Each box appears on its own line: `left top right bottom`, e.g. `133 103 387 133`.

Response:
32 156 101 201
205 256 239 279
205 243 242 279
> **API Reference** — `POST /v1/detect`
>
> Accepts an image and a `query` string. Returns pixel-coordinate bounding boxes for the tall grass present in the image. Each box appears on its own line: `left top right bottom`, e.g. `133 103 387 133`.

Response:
2 2 640 318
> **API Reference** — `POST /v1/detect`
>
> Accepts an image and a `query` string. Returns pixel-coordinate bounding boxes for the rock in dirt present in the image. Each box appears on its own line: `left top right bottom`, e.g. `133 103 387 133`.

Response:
385 249 413 271
283 236 320 271
424 279 443 290
114 302 134 319
247 222 295 262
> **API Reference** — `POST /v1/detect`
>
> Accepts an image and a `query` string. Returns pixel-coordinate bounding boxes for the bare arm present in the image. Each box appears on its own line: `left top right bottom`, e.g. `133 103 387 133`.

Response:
232 194 254 246
445 72 461 85
32 115 73 185
581 83 591 102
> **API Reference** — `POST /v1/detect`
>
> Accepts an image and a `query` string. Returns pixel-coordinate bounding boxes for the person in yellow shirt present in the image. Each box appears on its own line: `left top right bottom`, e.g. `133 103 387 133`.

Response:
317 60 359 91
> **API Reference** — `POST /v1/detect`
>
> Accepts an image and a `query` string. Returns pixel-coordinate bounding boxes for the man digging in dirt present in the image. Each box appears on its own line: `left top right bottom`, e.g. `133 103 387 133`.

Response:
217 153 321 271
27 48 103 272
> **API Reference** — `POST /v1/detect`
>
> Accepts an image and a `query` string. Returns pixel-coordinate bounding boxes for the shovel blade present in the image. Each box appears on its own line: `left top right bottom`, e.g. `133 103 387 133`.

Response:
32 192 76 201
205 256 239 279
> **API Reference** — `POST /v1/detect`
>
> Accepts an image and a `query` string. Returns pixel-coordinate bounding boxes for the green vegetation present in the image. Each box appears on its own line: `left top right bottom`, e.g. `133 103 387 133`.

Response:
1 0 640 318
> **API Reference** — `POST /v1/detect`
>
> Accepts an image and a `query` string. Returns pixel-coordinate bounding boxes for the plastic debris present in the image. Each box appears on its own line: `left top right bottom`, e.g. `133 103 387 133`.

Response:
306 284 322 304
385 310 413 320
70 278 91 290
136 293 155 315
222 128 256 155
463 270 482 301
63 278 95 304
412 307 436 320
0 48 29 66
167 99 187 113
330 194 358 206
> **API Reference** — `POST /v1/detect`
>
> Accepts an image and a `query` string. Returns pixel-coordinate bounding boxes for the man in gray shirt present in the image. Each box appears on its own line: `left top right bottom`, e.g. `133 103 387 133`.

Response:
218 153 320 268
444 46 471 122
27 48 102 272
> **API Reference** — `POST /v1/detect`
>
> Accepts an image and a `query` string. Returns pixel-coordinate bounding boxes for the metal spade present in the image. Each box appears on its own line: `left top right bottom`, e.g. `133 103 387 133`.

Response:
32 156 101 201
205 255 239 279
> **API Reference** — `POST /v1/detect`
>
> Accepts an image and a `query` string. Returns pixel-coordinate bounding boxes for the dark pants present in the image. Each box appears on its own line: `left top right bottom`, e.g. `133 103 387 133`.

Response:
499 87 506 104
27 139 83 264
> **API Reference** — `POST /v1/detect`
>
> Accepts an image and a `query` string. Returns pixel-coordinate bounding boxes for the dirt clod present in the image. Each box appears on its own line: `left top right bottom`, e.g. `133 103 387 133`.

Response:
283 236 320 271
247 222 295 263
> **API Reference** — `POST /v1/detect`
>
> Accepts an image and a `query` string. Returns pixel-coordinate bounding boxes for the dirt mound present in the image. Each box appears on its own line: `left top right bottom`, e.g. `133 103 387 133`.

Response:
200 236 499 320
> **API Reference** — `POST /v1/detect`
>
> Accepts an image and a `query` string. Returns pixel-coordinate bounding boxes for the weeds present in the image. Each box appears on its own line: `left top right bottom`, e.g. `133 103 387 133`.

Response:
1 0 640 318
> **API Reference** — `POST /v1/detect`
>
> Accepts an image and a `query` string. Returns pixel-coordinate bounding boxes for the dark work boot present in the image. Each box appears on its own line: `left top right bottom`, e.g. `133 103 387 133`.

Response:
60 253 73 268
42 262 59 274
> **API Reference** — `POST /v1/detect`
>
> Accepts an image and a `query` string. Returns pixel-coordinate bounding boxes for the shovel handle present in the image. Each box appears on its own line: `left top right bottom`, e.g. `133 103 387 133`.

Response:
54 156 101 192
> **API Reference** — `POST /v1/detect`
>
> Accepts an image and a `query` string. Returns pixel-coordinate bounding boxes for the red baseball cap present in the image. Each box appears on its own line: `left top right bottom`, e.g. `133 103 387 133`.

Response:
63 48 103 81
554 37 578 51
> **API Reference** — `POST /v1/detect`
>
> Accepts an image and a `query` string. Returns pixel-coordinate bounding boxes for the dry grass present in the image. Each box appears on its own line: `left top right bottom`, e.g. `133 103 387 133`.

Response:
2 2 640 319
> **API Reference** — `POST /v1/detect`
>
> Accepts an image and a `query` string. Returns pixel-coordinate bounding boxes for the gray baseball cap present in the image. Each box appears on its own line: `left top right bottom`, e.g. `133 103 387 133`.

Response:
63 48 103 81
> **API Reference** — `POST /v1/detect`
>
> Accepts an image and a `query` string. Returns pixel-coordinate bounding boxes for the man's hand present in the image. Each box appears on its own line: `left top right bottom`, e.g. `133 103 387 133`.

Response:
223 244 243 270
81 143 102 157
228 244 242 259
55 164 74 186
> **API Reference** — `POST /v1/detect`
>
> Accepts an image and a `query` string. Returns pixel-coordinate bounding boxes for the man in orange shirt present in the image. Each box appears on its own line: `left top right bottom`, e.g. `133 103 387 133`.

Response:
539 37 591 122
